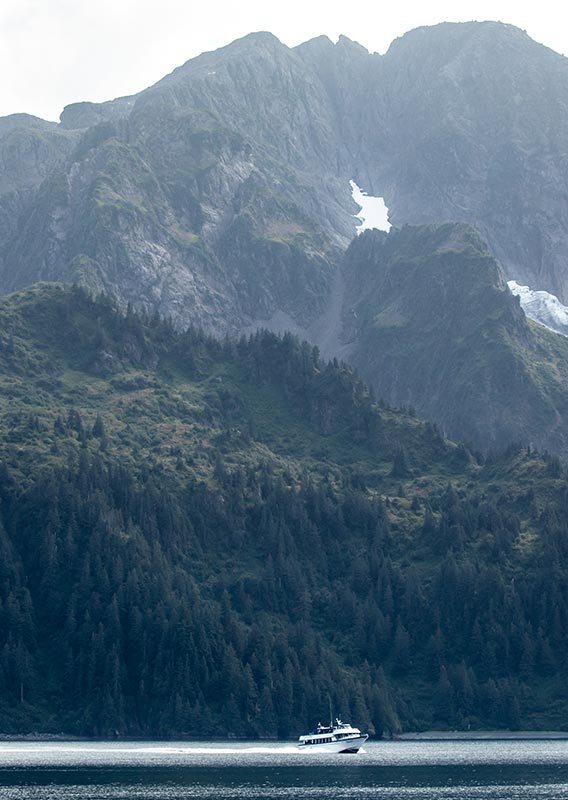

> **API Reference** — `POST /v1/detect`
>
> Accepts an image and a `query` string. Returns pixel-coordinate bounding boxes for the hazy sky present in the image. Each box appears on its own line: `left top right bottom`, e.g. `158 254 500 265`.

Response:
1 0 567 122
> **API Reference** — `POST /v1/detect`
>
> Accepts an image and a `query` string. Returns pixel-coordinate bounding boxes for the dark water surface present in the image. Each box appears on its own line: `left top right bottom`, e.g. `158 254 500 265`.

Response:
1 740 568 799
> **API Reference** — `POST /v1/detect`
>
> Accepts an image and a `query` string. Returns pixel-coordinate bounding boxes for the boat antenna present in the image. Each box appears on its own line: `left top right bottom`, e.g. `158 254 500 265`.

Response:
329 695 333 728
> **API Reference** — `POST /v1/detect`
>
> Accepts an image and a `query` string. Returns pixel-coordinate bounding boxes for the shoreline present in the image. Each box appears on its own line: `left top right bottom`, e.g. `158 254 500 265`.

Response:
1 731 568 743
398 731 568 741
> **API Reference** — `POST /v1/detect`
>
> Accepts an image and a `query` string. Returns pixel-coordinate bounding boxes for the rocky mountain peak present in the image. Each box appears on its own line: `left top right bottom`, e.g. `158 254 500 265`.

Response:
0 113 58 136
59 97 135 130
2 23 568 458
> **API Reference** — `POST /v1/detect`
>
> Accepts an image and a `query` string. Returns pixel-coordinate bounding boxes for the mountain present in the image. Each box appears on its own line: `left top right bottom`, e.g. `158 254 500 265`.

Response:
364 22 568 301
0 114 78 254
336 223 568 456
2 22 568 459
1 285 568 736
0 33 356 333
3 22 568 321
3 27 568 740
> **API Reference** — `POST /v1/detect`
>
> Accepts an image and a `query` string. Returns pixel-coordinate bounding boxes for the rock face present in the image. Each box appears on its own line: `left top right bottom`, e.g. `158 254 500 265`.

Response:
339 224 568 456
3 23 568 325
0 114 78 254
2 23 568 453
369 23 568 302
0 33 358 333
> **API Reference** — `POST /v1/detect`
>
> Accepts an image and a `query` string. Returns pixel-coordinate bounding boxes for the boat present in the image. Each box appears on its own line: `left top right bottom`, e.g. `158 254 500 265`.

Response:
297 718 368 753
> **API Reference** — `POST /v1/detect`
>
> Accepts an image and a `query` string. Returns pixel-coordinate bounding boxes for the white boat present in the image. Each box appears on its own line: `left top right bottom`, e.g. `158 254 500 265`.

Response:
298 718 368 753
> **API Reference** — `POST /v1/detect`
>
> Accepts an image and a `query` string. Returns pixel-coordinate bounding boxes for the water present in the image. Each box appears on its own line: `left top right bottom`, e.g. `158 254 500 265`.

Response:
1 740 568 799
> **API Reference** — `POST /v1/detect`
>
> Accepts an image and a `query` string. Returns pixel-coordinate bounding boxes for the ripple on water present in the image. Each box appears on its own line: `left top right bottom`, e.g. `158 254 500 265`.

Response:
3 783 568 800
2 740 568 799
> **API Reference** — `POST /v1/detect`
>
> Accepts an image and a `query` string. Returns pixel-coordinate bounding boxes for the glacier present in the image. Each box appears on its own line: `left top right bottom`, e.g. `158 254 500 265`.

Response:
350 180 391 233
508 280 568 337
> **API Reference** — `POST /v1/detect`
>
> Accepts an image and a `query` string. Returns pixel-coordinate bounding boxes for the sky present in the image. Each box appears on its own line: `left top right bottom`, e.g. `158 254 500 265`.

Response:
1 0 567 122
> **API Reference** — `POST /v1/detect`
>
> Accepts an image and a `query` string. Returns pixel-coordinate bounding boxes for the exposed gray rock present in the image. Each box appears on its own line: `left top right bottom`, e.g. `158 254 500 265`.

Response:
336 223 568 457
369 22 568 301
2 22 568 456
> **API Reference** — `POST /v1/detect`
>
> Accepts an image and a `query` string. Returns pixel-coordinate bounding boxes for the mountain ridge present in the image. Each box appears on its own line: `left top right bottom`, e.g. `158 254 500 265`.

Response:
4 22 568 305
2 22 568 456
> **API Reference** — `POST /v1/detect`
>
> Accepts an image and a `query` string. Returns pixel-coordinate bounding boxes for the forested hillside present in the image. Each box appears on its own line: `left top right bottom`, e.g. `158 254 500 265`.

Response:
0 286 567 736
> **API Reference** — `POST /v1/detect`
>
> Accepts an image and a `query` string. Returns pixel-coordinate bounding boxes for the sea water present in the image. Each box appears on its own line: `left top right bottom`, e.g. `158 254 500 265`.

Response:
1 739 568 799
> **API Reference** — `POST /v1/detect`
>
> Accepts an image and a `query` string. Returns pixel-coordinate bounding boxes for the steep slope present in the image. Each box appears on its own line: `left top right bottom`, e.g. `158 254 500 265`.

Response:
0 283 458 493
0 114 77 195
4 22 568 321
0 33 359 334
1 24 568 458
1 285 568 736
372 22 568 299
0 114 78 251
340 223 568 455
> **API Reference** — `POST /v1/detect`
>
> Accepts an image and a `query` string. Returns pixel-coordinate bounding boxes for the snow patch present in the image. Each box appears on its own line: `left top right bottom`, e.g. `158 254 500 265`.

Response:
350 180 391 233
508 280 568 337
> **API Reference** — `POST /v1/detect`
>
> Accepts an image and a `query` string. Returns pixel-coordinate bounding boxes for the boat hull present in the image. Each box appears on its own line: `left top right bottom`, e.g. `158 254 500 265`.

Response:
298 734 368 753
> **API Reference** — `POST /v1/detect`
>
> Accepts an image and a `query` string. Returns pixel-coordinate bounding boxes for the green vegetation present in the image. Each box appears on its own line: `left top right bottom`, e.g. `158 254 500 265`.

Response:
0 285 568 737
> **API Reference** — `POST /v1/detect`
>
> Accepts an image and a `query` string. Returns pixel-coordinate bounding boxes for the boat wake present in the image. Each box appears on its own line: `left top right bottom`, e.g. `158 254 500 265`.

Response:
184 745 300 754
0 744 300 756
